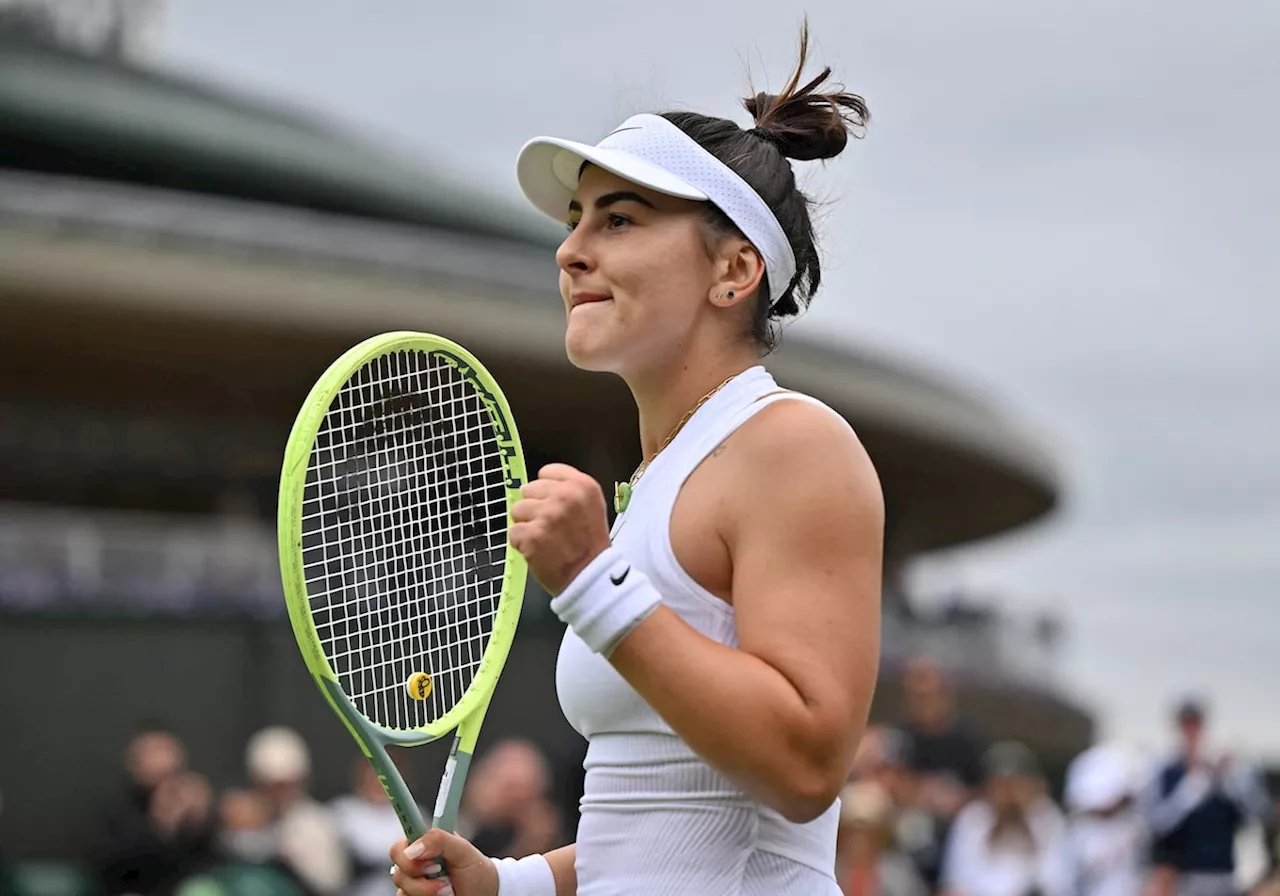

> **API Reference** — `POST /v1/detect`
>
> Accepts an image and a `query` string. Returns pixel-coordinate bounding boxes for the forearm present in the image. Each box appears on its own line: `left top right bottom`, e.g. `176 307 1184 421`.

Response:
545 845 576 896
609 605 847 821
1144 771 1212 834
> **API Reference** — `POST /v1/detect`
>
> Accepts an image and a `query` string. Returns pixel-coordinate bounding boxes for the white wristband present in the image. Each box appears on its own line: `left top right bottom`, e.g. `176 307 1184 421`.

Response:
550 545 661 656
490 854 556 896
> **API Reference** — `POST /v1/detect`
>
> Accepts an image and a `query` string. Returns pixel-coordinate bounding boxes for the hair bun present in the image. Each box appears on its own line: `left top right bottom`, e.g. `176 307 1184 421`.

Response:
742 26 869 162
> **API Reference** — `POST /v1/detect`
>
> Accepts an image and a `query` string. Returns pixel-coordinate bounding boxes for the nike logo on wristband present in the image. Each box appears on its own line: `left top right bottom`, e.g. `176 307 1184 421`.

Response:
610 567 630 586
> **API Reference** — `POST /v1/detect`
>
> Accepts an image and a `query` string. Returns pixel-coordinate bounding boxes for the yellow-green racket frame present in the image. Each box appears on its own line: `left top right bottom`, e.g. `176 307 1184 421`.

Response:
277 331 528 844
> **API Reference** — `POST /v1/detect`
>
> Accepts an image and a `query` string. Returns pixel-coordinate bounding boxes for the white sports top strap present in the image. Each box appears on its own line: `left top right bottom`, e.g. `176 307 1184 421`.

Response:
663 385 850 495
608 368 851 544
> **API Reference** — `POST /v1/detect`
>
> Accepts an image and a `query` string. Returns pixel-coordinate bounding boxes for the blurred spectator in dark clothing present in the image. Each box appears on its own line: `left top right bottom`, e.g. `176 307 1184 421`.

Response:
900 657 986 811
1139 698 1274 896
96 726 216 896
457 739 562 860
896 657 986 887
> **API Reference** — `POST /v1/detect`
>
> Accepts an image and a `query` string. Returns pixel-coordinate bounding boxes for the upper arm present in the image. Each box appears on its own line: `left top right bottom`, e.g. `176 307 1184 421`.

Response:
545 844 578 896
724 400 884 760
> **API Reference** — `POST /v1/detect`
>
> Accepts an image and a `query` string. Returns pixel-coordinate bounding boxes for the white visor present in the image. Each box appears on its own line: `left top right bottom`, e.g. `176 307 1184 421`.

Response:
516 113 797 308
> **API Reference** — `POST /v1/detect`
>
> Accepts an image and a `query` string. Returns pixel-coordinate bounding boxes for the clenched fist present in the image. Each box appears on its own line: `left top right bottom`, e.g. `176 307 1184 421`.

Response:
509 463 612 595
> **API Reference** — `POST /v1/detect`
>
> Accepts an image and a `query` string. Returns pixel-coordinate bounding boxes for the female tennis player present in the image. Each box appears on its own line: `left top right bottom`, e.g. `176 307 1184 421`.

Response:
392 26 883 896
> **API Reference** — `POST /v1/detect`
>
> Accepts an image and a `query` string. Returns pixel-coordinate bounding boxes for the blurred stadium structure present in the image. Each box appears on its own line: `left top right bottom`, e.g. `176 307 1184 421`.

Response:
0 0 163 60
0 17 1094 863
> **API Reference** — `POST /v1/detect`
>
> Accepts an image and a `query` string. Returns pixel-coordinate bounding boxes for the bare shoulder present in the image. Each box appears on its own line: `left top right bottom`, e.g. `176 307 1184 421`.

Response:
724 397 883 510
703 396 885 564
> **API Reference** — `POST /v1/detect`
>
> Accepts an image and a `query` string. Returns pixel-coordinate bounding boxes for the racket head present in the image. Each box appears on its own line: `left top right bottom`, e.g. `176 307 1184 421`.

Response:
277 331 528 753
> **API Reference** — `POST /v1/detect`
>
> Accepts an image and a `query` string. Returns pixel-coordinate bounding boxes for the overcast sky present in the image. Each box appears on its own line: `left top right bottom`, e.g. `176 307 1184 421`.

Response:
155 0 1279 761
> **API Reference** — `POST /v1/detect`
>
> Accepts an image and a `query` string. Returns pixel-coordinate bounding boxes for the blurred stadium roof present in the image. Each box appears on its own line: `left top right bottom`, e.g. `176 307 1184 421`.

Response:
0 35 1061 556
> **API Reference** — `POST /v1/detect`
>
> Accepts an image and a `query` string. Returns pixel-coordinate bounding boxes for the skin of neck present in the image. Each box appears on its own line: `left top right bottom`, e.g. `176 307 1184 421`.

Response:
624 329 760 462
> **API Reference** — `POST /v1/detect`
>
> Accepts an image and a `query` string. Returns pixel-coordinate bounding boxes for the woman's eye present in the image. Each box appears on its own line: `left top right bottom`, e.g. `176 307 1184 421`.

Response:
565 214 629 234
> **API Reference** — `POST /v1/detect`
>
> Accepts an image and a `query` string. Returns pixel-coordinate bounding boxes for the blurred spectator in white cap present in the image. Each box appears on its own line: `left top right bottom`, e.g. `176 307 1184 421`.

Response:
939 741 1073 896
246 726 311 788
836 779 929 896
1062 744 1148 896
216 726 349 896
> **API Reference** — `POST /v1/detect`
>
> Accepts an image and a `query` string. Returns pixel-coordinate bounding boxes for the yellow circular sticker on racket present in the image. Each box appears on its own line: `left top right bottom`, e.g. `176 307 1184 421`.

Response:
406 672 433 702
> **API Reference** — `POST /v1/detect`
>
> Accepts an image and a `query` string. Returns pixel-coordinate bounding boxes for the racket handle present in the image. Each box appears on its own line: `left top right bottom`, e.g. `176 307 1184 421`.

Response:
422 736 474 882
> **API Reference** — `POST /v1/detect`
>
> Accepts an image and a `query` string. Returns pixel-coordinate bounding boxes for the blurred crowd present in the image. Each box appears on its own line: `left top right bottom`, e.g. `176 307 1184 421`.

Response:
833 658 1279 896
49 655 1278 896
85 727 563 896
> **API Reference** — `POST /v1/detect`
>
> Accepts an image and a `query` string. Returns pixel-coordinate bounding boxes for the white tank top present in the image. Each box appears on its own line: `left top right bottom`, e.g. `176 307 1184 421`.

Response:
556 365 845 896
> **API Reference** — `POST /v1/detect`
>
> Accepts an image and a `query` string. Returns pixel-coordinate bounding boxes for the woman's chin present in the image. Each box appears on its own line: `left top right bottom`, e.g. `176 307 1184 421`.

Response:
564 320 622 372
564 341 618 373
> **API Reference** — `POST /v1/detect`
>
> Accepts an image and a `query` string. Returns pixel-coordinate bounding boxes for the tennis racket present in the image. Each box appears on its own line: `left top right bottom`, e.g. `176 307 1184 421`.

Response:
277 331 528 866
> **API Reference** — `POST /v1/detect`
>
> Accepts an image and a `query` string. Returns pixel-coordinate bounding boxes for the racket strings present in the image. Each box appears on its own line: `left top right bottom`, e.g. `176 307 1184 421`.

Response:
301 349 508 731
298 500 508 586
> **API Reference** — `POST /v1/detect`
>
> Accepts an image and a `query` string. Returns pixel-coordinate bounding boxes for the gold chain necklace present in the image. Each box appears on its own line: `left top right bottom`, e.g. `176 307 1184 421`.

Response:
613 372 739 514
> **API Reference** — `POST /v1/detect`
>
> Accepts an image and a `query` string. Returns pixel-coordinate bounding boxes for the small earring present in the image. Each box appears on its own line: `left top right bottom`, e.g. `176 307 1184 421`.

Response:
727 290 735 298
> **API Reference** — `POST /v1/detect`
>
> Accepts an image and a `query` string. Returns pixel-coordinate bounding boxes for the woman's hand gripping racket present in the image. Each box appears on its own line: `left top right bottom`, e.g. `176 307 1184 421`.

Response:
277 332 528 881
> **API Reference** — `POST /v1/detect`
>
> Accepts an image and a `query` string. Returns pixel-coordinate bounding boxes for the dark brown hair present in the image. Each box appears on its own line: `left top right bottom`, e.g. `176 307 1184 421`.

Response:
660 22 868 352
